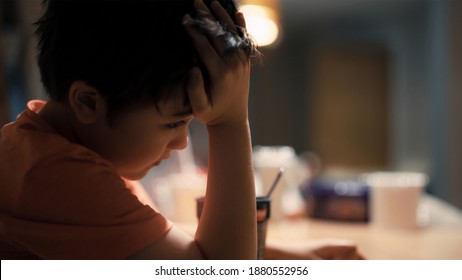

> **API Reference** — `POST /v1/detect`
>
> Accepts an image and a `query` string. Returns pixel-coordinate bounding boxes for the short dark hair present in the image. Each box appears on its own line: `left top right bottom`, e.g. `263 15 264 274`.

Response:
34 0 254 121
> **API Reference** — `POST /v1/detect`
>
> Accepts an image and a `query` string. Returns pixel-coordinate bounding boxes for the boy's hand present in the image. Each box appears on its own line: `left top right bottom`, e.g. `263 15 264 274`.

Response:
301 239 365 260
183 0 257 259
266 239 366 260
184 0 251 127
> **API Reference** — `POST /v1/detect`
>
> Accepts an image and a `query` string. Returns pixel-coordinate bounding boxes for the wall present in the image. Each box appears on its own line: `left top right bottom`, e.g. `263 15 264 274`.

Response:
248 0 462 208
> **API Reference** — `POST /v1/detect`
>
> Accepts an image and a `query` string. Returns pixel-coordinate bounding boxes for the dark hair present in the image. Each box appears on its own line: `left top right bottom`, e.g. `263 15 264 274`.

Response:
34 0 256 121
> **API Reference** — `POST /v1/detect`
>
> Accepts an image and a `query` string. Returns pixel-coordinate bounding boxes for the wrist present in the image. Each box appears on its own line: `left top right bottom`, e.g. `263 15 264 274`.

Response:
206 117 250 132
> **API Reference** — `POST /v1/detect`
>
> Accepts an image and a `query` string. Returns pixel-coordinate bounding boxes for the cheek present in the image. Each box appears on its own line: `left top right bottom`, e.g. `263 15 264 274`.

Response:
124 137 165 160
111 139 166 179
106 129 163 165
107 114 170 167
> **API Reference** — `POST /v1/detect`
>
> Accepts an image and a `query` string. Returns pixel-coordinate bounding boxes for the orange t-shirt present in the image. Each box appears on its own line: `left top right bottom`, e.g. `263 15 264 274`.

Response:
0 100 172 259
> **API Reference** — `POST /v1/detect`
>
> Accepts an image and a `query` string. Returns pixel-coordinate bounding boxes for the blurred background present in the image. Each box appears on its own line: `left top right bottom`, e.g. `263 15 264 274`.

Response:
1 0 461 212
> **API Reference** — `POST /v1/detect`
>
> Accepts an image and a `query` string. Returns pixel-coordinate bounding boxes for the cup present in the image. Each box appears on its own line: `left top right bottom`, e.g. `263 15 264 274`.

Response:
253 146 299 220
361 172 428 229
256 196 271 259
195 196 271 259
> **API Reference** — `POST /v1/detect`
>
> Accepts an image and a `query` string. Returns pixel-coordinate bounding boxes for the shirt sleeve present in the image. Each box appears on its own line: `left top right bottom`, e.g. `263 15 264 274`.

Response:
10 150 172 259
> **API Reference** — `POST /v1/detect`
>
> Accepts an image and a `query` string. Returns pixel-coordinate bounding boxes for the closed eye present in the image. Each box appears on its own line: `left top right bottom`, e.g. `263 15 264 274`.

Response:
167 120 186 129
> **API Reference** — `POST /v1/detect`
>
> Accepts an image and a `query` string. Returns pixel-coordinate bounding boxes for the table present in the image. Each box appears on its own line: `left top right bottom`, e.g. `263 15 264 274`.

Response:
178 194 462 259
266 194 462 259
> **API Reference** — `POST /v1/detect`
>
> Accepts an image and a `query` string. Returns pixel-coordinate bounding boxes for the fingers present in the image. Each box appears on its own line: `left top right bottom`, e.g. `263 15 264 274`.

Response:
187 0 245 58
355 250 366 260
210 1 237 32
194 0 212 14
186 67 210 118
236 12 246 29
339 245 365 260
334 241 364 260
183 14 221 72
195 0 238 33
314 239 365 260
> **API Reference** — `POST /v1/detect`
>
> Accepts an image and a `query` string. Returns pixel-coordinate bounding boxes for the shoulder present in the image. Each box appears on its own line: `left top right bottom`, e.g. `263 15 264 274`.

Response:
9 148 173 259
1 106 114 182
19 149 139 223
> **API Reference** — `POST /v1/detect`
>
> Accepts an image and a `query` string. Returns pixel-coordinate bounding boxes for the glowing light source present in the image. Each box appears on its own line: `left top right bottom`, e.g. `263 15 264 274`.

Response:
240 0 280 47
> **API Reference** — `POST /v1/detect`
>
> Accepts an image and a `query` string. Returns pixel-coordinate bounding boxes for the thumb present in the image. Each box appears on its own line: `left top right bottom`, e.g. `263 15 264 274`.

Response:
186 67 209 118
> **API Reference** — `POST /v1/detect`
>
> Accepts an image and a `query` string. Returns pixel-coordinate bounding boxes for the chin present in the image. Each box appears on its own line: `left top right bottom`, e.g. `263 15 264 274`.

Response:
119 168 150 181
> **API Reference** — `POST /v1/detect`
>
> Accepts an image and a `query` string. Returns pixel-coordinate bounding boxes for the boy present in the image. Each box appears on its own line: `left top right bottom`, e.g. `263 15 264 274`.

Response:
0 0 363 259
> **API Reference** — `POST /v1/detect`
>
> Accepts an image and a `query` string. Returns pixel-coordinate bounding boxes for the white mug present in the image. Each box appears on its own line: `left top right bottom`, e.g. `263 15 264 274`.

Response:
362 172 428 229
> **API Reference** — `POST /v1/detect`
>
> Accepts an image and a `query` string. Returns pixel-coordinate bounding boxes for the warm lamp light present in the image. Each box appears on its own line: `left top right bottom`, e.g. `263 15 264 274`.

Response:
240 0 280 47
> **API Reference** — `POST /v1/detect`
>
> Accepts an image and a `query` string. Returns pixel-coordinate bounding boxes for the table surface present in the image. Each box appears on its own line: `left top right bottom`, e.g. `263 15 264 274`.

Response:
178 194 462 260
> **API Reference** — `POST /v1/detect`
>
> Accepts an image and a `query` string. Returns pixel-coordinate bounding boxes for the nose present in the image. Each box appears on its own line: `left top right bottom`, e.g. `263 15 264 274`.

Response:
167 129 189 151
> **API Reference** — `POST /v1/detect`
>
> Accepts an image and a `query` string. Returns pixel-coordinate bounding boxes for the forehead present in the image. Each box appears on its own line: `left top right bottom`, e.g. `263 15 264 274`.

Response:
156 83 192 117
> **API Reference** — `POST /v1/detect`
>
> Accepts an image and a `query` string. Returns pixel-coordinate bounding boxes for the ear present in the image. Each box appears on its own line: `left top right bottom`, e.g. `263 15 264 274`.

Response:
68 80 106 124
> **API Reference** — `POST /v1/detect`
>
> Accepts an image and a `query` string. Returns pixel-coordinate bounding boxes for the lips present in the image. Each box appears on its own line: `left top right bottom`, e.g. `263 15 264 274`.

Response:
153 154 170 166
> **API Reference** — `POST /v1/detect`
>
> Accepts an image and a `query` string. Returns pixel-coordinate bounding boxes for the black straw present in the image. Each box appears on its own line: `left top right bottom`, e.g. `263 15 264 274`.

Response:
266 167 285 197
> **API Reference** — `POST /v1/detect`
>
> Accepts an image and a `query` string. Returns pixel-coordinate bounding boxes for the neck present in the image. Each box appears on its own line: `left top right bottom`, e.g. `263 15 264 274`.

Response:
38 100 81 145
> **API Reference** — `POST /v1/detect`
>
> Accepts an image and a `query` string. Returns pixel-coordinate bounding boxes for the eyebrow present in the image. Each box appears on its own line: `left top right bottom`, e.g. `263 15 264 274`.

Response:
172 107 193 117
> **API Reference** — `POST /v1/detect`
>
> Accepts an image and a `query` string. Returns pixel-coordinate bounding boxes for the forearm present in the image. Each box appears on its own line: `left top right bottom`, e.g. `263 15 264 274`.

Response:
195 120 257 259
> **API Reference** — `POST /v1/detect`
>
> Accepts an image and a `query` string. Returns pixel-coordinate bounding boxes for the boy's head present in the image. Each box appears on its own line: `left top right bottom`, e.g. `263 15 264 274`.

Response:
34 0 247 123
